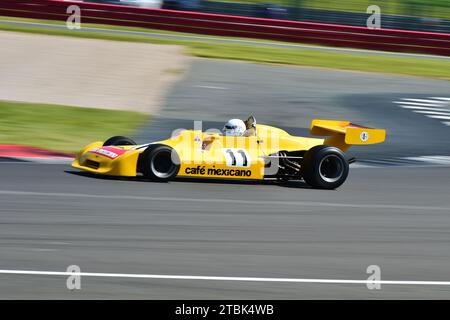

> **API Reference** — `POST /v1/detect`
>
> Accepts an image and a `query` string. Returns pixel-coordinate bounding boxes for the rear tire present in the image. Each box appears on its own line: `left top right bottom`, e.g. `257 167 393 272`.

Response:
103 136 136 146
141 145 180 181
301 145 349 189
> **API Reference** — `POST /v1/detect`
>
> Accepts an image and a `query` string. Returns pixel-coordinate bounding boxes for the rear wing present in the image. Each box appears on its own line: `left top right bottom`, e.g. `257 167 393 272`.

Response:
310 119 386 151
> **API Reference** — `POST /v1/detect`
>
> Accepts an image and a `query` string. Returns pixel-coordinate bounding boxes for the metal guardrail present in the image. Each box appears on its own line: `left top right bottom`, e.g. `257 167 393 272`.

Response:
1 0 449 56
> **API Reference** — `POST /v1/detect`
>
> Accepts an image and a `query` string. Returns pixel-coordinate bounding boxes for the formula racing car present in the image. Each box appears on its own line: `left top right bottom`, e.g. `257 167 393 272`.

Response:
72 116 386 189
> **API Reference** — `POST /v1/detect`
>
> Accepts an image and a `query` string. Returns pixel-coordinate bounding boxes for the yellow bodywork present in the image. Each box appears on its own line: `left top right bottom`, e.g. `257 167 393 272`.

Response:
72 141 141 177
72 119 386 179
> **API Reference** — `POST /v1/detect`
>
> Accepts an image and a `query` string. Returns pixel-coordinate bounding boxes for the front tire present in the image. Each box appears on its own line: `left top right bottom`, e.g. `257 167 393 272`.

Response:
301 145 349 189
103 136 136 146
141 145 180 181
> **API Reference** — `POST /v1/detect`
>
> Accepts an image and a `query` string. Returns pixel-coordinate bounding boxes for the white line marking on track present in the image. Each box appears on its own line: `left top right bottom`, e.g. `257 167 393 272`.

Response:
13 157 73 164
194 85 228 90
398 105 450 112
404 156 450 165
0 190 448 211
0 269 450 286
400 98 448 104
348 163 374 168
426 115 450 120
394 97 450 127
0 157 73 164
413 110 450 116
394 101 443 107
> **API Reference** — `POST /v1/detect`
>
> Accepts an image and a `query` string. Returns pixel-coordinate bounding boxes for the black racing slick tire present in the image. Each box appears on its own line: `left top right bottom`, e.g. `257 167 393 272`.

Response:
141 145 180 181
103 136 136 146
301 145 349 189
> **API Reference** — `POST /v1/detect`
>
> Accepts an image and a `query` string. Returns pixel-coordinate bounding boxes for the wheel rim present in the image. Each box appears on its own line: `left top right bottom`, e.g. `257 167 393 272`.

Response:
150 149 177 179
318 154 344 183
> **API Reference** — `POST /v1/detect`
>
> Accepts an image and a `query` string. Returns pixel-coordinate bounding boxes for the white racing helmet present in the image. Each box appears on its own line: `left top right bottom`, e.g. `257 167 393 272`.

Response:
222 119 246 136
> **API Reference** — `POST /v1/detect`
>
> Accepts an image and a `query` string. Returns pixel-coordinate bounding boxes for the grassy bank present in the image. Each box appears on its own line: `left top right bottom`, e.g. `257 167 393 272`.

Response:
1 16 450 80
0 101 148 153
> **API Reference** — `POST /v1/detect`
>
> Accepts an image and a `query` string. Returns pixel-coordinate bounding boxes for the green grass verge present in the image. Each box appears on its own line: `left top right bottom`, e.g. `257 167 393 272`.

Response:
0 101 149 153
1 16 450 80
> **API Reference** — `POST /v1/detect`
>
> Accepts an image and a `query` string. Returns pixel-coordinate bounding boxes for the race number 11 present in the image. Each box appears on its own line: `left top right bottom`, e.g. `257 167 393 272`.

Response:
223 149 250 167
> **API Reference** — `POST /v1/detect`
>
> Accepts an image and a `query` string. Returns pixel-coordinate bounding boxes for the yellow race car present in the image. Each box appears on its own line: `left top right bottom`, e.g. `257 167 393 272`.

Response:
72 116 386 189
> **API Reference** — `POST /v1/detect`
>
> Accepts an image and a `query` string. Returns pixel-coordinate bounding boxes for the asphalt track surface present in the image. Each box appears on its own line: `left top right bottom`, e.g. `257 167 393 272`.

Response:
0 163 449 299
1 59 450 299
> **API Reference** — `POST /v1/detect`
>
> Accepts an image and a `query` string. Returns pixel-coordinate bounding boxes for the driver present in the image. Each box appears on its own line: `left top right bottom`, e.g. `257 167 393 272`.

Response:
222 119 246 136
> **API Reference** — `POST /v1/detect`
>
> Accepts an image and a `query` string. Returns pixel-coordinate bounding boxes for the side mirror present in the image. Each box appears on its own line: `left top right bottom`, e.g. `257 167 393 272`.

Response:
245 115 256 129
245 115 257 136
